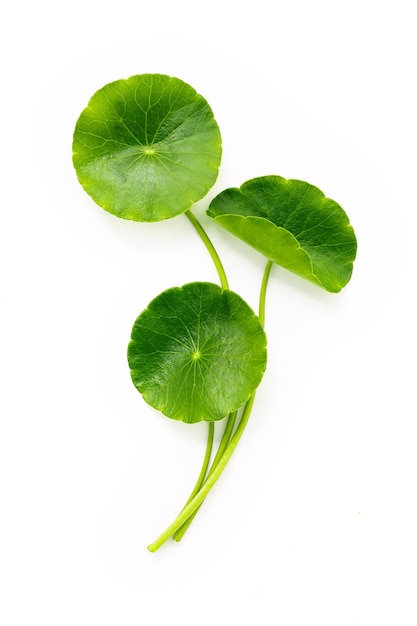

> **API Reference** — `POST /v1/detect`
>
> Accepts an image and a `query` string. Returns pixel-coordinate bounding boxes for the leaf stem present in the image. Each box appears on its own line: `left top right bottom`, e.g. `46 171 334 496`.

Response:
147 395 256 552
168 208 232 540
172 411 237 541
172 421 214 521
259 260 273 327
185 210 229 290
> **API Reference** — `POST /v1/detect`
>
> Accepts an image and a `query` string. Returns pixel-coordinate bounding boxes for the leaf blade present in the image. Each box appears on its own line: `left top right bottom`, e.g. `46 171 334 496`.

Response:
72 74 222 222
127 282 267 423
207 176 357 292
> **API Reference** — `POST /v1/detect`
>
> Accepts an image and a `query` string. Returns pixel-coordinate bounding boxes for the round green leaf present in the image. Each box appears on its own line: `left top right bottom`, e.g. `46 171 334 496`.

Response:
72 74 222 222
207 176 357 293
127 282 267 423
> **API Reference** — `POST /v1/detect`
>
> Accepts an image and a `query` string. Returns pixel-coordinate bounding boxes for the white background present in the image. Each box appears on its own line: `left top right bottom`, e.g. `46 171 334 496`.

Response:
1 1 416 624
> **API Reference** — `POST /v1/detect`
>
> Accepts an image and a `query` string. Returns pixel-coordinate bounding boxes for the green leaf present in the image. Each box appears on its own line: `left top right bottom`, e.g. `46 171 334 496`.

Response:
207 176 357 292
127 282 267 423
72 74 222 222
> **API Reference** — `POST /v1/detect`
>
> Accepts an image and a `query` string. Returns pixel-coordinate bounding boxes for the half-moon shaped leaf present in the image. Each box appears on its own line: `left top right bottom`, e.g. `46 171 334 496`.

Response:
72 74 222 222
127 282 267 423
207 176 357 292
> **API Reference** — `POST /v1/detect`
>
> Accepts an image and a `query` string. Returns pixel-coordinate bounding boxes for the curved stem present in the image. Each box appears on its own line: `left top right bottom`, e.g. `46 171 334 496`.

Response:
148 260 273 552
208 411 237 469
173 411 237 541
185 210 229 290
167 209 232 541
259 260 273 327
147 395 256 552
173 421 214 516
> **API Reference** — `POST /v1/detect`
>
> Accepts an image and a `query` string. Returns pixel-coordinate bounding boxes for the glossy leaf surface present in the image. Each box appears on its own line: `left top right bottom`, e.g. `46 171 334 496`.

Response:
127 283 267 423
72 74 222 222
208 176 357 292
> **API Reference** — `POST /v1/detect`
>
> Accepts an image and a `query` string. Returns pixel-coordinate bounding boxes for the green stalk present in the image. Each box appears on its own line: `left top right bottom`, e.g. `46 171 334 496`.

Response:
259 260 273 327
167 209 233 540
147 259 273 552
147 395 256 552
185 210 229 290
173 262 273 542
173 410 237 541
172 421 214 521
